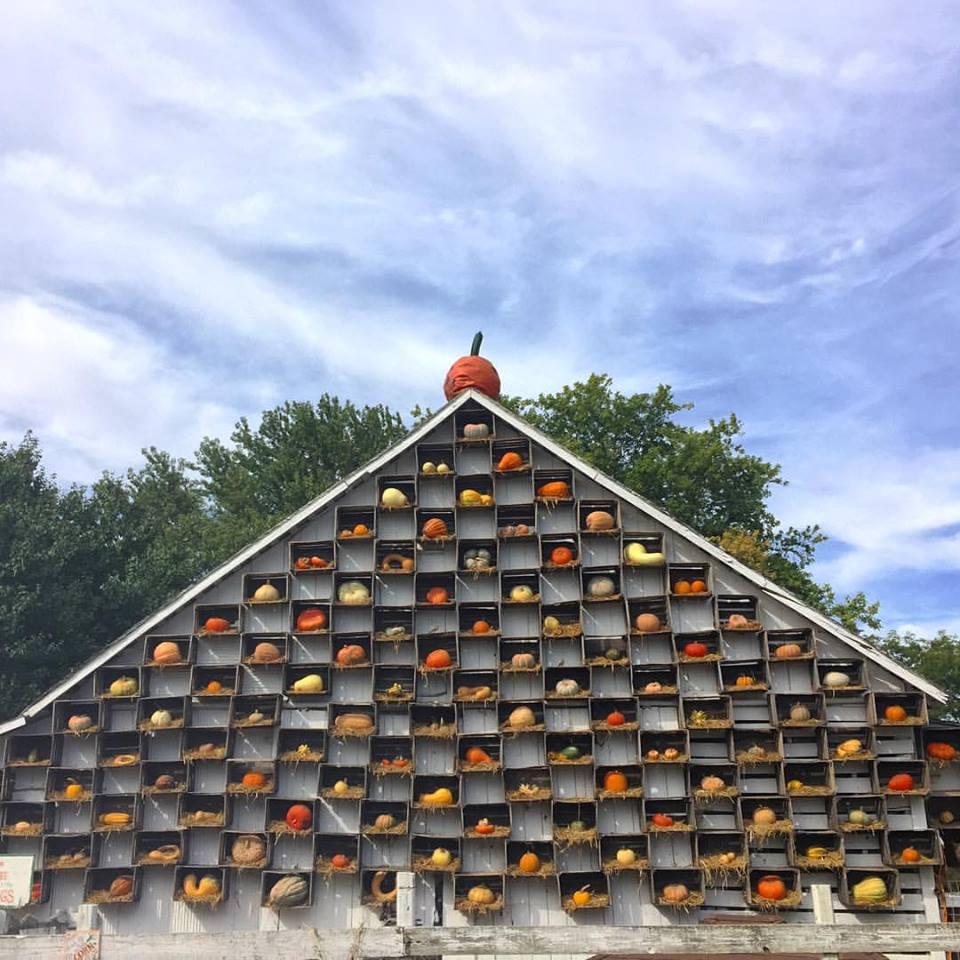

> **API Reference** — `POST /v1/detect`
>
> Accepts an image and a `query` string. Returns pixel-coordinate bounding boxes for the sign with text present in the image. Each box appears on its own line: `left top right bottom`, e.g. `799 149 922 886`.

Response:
59 929 101 960
0 855 34 908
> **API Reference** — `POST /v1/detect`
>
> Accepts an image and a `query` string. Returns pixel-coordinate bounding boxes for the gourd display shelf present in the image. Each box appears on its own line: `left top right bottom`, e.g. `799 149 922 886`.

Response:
0 396 949 931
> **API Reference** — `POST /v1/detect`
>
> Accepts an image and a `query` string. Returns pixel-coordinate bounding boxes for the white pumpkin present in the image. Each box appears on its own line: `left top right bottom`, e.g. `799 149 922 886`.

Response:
822 670 852 688
253 581 281 602
587 576 616 598
554 678 581 697
380 487 409 508
150 709 173 727
337 581 370 604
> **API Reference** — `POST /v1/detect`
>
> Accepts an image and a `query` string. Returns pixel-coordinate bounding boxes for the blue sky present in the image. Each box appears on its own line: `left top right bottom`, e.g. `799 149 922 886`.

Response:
2 1 959 636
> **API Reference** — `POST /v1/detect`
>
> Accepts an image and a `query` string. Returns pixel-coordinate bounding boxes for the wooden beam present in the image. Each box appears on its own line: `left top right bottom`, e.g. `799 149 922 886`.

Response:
0 924 959 959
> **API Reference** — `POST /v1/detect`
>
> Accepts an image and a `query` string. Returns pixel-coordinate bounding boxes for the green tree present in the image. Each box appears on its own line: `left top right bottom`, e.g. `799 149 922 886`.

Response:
876 631 960 721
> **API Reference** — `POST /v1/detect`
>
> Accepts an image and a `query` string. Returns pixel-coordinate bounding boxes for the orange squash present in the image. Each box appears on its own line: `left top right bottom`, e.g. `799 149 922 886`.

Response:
683 641 708 658
295 608 327 632
472 620 492 634
927 742 957 761
497 451 523 471
202 617 231 633
353 524 370 536
549 546 574 566
774 643 802 659
571 886 591 906
605 710 626 727
518 851 541 874
335 644 367 666
884 704 909 722
241 771 267 789
473 818 496 835
152 641 182 664
690 579 707 593
464 747 492 764
425 586 449 605
537 480 571 499
900 846 922 863
64 781 85 800
756 875 787 901
651 812 674 828
735 675 756 687
421 517 449 539
634 613 662 632
603 770 629 792
673 580 691 594
251 641 282 662
285 804 312 831
443 332 501 400
424 649 453 669
887 772 915 792
205 680 223 694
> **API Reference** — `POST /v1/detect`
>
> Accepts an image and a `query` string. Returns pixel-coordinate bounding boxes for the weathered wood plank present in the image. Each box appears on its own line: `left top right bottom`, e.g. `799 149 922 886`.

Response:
0 924 959 959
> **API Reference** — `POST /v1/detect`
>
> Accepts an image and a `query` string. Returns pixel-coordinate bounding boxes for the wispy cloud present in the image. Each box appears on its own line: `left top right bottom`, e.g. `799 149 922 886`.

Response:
2 1 960 634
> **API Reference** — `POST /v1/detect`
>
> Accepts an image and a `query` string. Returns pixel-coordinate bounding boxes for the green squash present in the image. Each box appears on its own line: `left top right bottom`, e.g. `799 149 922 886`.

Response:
560 745 581 760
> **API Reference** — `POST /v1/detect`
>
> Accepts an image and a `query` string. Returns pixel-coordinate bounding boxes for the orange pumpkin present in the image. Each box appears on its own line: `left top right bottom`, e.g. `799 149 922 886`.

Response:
571 886 592 906
473 818 496 835
330 853 351 869
285 803 312 831
153 641 182 664
464 747 492 764
887 772 915 792
518 851 541 874
251 641 282 662
424 649 453 669
64 781 85 800
735 675 756 687
202 617 231 633
537 480 571 499
673 580 691 594
241 771 267 789
603 770 629 792
295 608 327 632
205 680 223 694
683 641 708 658
756 875 787 901
605 710 626 727
884 704 909 722
421 517 449 539
900 846 922 863
497 451 523 471
353 524 370 536
651 812 674 827
425 586 449 605
443 332 501 400
774 643 803 659
549 546 575 566
336 644 367 666
472 620 492 634
661 883 689 903
634 613 662 633
690 579 707 594
926 742 957 761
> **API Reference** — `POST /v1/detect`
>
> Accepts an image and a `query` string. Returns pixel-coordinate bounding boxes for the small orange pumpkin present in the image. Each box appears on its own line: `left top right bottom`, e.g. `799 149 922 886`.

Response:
605 710 626 727
202 617 231 633
421 517 449 539
465 747 492 764
690 579 707 593
425 586 449 605
153 641 182 664
205 680 223 694
884 704 909 722
64 781 85 800
571 886 591 906
285 804 312 831
353 523 370 536
735 675 756 687
603 770 629 792
497 451 523 471
887 772 915 792
424 649 453 669
661 883 689 903
756 875 787 901
472 620 492 634
241 771 267 789
900 846 922 863
549 546 575 566
537 480 571 499
336 644 367 666
473 818 496 835
774 643 803 659
518 851 540 874
295 608 327 632
927 742 957 761
651 812 674 828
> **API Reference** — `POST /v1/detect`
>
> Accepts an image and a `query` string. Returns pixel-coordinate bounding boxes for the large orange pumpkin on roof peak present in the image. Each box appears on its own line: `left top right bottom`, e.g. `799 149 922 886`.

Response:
443 332 500 400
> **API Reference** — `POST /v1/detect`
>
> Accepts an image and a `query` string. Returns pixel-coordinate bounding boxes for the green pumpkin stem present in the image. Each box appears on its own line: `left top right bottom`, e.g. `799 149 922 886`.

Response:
470 331 483 356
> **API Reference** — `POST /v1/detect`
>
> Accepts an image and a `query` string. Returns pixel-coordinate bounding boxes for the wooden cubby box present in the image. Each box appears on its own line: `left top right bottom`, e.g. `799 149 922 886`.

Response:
546 733 593 767
83 866 141 905
373 666 415 704
336 506 375 541
505 839 553 878
417 507 456 544
453 669 497 704
873 691 927 727
276 728 324 764
369 736 413 776
173 865 227 907
320 765 365 801
696 832 746 884
579 500 620 536
559 870 607 913
44 833 94 870
492 437 531 474
634 665 679 697
98 731 140 768
417 442 455 478
459 735 501 773
98 666 143 700
746 867 801 910
290 538 335 573
817 659 865 693
628 597 670 638
55 700 102 736
27 870 50 906
137 696 187 732
225 759 276 796
581 566 621 603
191 665 237 698
412 704 457 739
876 759 929 796
541 534 579 571
690 762 739 802
412 835 461 873
552 800 597 844
454 873 504 916
781 728 827 762
717 595 761 632
644 797 693 834
376 540 416 577
462 802 509 840
243 573 289 606
92 794 139 833
315 833 359 875
591 698 639 732
668 563 711 599
924 728 960 765
827 727 876 762
741 796 793 842
290 600 331 636
500 765 549 803
141 761 188 796
195 605 241 638
676 631 722 664
497 504 536 540
767 628 815 661
641 731 689 764
784 760 835 797
377 476 416 511
266 798 316 837
884 829 942 867
683 696 732 730
790 830 845 870
776 693 825 728
177 793 226 829
361 800 409 836
721 659 769 694
733 729 782 766
839 867 900 911
285 665 331 699
47 767 96 803
182 729 229 762
596 765 642 800
261 870 313 911
360 868 399 913
455 474 494 510
6 734 55 768
622 532 665 568
832 794 886 834
600 834 649 875
135 830 185 867
415 572 455 608
534 468 573 503
220 830 270 869
1 801 49 837
455 409 495 443
544 667 590 700
651 867 704 910
412 774 457 809
374 606 414 643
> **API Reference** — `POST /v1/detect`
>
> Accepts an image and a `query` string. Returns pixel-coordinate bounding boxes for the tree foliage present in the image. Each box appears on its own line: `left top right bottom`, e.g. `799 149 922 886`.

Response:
877 631 960 722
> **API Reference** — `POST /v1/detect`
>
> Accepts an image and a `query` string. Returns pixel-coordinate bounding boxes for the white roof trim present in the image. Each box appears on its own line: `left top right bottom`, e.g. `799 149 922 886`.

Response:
1 387 943 734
